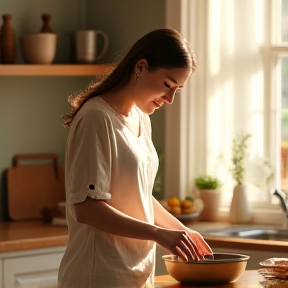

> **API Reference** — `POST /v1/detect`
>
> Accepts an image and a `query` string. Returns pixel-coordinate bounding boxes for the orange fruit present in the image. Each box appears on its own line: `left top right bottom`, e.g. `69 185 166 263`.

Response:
182 207 194 214
170 206 182 215
180 199 193 209
167 197 181 207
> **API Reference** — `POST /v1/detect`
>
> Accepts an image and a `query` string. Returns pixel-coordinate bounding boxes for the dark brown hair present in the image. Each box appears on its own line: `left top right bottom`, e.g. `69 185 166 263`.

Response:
62 28 196 127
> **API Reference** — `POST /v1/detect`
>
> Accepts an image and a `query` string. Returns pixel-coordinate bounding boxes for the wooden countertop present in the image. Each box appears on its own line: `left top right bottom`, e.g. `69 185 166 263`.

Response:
154 270 264 287
0 220 68 252
203 234 288 252
0 220 288 253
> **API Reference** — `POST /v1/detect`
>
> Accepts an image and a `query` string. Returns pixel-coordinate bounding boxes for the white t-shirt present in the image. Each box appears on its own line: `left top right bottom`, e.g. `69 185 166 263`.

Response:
58 97 159 288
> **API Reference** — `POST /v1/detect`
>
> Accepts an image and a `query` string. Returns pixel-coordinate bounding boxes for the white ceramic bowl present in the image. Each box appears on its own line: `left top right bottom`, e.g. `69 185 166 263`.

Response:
21 33 57 64
162 253 250 284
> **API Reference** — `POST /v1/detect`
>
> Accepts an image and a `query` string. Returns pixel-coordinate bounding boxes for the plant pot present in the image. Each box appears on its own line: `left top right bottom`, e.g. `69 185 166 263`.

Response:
230 184 252 224
198 189 221 221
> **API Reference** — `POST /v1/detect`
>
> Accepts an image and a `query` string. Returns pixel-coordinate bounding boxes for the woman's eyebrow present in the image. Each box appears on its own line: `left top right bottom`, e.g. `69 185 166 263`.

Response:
166 76 183 88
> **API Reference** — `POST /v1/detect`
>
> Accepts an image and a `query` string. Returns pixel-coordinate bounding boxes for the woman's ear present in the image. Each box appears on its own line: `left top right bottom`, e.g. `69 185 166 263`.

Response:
135 59 148 76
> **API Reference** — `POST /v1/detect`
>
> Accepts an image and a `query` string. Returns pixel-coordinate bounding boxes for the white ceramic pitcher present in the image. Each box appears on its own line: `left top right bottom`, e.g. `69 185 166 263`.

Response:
73 30 109 64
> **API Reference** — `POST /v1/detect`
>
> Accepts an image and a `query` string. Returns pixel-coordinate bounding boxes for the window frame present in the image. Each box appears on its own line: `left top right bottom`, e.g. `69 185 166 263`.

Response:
270 0 288 203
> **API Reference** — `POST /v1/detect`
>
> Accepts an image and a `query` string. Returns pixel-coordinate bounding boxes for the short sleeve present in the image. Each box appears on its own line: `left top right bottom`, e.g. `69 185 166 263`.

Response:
65 109 113 204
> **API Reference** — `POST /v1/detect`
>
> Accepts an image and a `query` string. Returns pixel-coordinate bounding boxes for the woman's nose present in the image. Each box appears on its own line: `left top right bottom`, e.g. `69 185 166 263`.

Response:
163 88 177 104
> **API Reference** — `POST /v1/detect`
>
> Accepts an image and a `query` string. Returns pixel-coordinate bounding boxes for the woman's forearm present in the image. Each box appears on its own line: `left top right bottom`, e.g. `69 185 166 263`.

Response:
75 197 159 240
153 197 213 256
75 196 212 260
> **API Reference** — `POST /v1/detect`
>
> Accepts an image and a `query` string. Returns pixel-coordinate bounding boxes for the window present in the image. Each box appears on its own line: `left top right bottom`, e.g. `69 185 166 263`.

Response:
279 0 288 192
281 57 288 192
165 0 288 224
270 0 288 196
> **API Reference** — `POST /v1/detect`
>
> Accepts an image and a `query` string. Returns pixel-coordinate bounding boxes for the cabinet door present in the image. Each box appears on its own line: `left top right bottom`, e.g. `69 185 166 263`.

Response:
3 252 63 288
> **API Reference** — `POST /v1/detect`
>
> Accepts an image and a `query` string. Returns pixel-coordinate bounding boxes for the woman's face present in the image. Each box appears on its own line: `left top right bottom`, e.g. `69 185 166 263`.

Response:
134 65 192 115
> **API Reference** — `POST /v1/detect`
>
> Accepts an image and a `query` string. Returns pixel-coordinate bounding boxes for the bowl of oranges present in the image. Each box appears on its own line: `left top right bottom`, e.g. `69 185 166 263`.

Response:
158 196 204 222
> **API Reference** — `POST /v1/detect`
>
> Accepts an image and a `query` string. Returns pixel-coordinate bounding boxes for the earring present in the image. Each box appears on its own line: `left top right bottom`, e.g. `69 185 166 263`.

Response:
135 72 140 79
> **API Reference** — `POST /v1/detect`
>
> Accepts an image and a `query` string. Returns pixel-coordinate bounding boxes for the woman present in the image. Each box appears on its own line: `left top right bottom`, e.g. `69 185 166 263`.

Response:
58 28 212 288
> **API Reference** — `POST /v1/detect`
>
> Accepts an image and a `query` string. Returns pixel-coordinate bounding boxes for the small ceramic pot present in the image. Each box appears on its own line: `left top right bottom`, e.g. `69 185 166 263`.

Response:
198 188 222 221
20 33 57 64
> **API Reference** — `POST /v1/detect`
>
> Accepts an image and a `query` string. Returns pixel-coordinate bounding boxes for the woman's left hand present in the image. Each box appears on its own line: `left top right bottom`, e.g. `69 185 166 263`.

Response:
185 229 213 260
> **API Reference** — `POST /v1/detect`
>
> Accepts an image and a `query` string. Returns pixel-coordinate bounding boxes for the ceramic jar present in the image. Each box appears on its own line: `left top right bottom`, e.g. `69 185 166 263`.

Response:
230 184 252 224
199 189 222 221
20 33 57 64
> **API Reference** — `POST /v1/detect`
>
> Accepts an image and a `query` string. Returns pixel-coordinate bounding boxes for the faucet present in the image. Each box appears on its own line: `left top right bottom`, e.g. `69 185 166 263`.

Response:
272 189 288 228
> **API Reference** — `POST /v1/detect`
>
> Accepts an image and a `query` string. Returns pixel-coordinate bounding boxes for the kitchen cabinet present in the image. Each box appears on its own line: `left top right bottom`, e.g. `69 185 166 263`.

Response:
0 246 65 288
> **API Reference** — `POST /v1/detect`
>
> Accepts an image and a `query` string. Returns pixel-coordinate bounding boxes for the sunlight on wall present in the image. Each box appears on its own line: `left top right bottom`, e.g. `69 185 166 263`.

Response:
253 0 265 44
207 0 221 76
207 0 235 77
249 71 265 157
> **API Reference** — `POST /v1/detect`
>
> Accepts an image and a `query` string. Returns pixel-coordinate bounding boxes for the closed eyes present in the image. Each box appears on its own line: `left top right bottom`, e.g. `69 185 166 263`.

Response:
164 81 183 97
164 82 171 89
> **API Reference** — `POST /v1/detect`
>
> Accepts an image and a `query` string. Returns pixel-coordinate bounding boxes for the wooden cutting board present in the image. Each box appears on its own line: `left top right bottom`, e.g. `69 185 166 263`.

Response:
7 154 65 220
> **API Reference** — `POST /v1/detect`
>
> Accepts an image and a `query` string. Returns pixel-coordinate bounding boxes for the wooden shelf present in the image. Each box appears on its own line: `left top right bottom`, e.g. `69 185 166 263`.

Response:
0 64 113 76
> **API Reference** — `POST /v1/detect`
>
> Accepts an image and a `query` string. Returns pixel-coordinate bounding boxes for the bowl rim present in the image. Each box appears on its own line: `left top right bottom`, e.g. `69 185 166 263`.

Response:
21 33 57 38
162 253 250 264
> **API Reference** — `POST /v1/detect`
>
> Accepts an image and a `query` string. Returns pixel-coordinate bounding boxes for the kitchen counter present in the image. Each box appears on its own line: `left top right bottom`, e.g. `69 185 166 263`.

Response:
154 270 264 287
1 220 288 253
0 220 68 252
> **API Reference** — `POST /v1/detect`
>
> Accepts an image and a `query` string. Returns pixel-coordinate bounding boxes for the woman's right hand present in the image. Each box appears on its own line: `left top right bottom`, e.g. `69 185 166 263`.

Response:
154 227 201 262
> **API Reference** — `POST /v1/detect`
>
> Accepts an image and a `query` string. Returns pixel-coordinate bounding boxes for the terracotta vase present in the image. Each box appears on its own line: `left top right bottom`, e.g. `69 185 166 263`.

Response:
199 189 222 221
230 184 252 224
0 14 15 64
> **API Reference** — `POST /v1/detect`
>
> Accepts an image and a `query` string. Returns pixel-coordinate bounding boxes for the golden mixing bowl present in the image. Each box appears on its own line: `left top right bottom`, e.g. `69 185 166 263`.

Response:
162 253 250 284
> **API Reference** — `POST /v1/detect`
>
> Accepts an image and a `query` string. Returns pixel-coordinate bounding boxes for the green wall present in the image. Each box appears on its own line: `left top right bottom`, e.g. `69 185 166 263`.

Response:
0 0 165 220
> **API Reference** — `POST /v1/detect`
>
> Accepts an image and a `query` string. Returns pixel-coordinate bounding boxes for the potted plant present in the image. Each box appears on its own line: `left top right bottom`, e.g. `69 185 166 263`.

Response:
194 175 223 221
230 130 252 224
